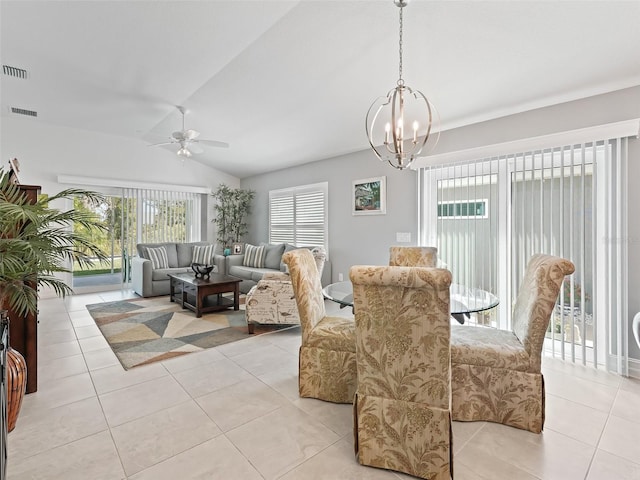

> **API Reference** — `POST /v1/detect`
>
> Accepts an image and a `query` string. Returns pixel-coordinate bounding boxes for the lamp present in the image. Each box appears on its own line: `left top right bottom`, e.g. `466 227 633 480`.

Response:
366 0 438 170
176 142 192 158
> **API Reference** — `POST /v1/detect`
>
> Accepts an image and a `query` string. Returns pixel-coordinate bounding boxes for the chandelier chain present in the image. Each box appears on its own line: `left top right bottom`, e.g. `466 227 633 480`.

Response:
398 5 404 86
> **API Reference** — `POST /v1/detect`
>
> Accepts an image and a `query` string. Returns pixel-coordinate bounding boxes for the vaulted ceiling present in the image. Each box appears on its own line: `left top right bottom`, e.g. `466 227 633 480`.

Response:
2 1 639 178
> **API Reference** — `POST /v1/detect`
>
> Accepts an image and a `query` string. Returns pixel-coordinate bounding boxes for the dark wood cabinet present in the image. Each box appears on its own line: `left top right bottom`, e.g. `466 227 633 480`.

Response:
5 184 40 394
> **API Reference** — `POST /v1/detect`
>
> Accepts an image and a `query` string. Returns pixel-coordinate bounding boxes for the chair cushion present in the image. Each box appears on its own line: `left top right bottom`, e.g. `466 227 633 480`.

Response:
307 316 356 352
243 244 266 268
451 325 531 372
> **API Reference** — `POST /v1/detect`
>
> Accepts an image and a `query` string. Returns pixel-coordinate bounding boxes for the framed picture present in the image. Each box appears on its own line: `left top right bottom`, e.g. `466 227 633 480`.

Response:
8 158 21 185
352 176 386 215
232 243 244 255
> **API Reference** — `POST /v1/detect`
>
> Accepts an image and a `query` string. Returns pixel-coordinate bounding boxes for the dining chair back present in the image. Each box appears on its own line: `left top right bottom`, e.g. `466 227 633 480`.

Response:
388 246 437 267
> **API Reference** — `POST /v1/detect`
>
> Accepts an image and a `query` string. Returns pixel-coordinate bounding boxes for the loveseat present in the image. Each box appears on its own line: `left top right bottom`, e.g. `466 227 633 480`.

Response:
225 243 331 294
131 242 225 297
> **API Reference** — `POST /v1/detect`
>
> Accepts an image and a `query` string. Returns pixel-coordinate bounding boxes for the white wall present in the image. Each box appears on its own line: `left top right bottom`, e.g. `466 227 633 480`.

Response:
241 85 640 362
1 116 240 241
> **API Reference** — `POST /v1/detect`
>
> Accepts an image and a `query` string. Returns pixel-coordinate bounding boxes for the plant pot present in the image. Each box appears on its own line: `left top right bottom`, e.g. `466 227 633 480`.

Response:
6 347 26 432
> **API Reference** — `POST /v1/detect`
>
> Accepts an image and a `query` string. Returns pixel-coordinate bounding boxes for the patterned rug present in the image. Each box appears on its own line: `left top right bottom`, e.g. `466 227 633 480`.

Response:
86 296 289 370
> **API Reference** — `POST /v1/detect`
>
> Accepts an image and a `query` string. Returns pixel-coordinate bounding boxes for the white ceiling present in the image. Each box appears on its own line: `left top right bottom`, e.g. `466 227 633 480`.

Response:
2 1 639 179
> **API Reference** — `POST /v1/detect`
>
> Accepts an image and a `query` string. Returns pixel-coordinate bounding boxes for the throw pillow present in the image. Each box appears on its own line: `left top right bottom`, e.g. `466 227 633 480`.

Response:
243 244 266 268
145 246 169 269
260 243 286 270
192 244 215 265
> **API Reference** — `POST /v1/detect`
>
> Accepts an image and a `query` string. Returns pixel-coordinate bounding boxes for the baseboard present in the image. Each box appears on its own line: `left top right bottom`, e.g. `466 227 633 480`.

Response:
628 358 640 379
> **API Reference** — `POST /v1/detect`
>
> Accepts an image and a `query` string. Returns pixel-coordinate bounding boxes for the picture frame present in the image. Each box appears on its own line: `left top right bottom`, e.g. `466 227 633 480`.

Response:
232 243 244 255
352 176 386 215
8 158 21 185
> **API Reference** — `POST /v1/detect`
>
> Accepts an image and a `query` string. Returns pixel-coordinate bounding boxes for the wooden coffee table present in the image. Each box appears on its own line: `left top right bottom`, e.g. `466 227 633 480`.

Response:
168 272 242 318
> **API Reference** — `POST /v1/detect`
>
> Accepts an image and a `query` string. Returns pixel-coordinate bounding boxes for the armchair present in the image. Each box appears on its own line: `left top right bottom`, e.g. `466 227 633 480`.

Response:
283 248 356 404
245 247 326 333
350 265 453 479
450 253 575 433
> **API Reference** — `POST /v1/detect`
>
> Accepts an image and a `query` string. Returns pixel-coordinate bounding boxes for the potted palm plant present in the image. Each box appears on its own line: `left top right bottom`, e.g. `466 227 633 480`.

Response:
0 167 108 430
211 184 255 254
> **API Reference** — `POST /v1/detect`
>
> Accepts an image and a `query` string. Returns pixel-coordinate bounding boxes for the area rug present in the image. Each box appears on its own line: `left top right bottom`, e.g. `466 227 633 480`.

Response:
86 297 291 370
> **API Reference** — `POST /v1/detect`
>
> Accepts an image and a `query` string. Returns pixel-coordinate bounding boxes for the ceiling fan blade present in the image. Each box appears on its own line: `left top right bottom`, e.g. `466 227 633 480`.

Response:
188 144 204 154
148 141 175 147
172 131 186 141
197 139 230 148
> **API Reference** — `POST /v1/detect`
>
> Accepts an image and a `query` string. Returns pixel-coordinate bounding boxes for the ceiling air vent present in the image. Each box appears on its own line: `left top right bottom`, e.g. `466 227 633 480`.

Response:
10 107 37 118
2 65 29 79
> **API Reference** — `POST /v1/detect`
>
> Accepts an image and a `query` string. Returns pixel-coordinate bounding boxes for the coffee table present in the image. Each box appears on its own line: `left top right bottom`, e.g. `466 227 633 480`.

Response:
168 272 242 318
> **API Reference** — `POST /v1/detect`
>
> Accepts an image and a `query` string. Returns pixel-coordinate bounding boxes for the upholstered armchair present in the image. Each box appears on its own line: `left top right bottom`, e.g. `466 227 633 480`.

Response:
245 247 326 333
451 253 575 433
350 265 453 480
388 245 437 267
283 248 356 403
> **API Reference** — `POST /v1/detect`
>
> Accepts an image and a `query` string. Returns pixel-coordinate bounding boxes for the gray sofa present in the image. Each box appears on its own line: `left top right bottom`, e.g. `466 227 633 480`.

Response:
131 242 225 297
226 243 331 294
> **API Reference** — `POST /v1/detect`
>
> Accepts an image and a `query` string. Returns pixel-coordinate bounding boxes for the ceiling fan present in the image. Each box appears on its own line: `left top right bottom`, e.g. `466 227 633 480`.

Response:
149 106 229 158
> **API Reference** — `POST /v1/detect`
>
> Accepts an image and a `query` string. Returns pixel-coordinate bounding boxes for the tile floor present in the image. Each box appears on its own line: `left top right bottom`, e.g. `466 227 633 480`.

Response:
7 290 640 479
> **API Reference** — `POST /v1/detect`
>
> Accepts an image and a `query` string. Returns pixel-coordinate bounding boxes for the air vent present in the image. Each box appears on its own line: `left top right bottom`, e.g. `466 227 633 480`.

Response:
2 65 29 79
10 107 37 118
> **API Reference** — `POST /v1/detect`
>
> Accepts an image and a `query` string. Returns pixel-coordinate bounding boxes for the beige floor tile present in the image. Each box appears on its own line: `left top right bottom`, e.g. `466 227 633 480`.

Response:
598 414 640 464
458 422 594 480
542 356 622 389
215 331 276 358
279 437 398 479
83 346 121 370
65 294 105 311
38 339 83 362
544 366 618 412
9 397 107 461
544 393 609 446
111 400 221 476
73 323 102 339
611 388 640 424
90 362 169 395
230 343 298 376
99 375 190 427
455 443 540 480
37 353 88 381
172 356 253 398
129 435 263 480
451 421 486 455
587 449 640 480
226 404 340 480
37 327 77 346
161 344 226 374
196 377 289 432
78 334 110 353
257 362 300 401
7 430 125 480
619 376 640 395
18 372 96 417
293 396 354 437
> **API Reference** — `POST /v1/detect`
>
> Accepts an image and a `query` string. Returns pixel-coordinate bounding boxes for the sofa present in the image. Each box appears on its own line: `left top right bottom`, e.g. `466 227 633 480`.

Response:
226 243 331 294
131 242 225 297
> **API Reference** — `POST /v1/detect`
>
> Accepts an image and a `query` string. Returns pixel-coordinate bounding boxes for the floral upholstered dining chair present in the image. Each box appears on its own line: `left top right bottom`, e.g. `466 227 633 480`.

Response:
350 264 453 480
283 248 356 403
450 253 575 433
388 245 437 267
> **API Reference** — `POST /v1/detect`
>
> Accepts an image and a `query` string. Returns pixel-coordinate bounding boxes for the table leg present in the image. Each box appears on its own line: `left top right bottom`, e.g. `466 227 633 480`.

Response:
233 284 239 311
170 279 175 302
196 289 203 318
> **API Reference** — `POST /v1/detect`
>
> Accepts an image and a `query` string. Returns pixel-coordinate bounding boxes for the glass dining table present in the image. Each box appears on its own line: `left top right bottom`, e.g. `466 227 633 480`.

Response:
322 281 499 324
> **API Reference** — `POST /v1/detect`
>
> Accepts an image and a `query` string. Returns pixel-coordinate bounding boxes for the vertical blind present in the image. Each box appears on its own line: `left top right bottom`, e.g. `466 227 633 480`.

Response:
420 132 631 374
269 182 328 250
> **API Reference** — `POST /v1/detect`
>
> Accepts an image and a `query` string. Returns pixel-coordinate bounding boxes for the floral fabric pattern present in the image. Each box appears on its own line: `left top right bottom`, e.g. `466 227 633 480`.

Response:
389 246 437 267
350 265 453 480
450 254 575 433
284 249 356 404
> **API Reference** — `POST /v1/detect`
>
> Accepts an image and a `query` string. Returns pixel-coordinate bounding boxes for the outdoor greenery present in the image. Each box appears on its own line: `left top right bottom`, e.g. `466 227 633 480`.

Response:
0 169 108 316
211 184 255 247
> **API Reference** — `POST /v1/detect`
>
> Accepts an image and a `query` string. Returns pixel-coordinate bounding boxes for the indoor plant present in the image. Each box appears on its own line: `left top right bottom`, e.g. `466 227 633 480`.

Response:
0 167 107 429
211 184 255 254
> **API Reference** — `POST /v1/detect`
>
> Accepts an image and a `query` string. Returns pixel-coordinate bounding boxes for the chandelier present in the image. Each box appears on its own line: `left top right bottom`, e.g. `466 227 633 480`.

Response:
366 0 438 170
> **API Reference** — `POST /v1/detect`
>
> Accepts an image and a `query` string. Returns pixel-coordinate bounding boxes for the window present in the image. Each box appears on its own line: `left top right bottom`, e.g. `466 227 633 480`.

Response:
269 182 328 251
419 123 636 375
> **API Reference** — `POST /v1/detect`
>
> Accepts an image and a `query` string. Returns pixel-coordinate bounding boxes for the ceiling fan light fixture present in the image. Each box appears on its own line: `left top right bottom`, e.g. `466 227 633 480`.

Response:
177 146 191 158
